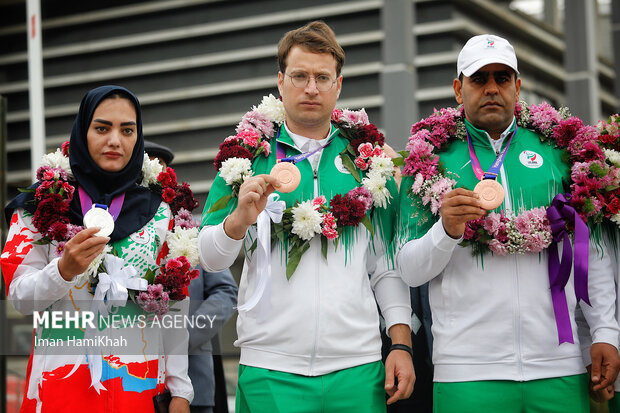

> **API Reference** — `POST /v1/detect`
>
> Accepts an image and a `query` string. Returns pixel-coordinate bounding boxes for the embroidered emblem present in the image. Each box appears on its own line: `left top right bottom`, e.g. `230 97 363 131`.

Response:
519 150 543 168
130 228 151 245
334 155 351 174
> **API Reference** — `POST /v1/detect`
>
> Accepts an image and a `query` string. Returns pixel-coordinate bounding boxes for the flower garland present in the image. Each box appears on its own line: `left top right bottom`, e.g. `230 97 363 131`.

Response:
28 141 200 316
403 101 608 256
211 95 395 276
594 113 620 227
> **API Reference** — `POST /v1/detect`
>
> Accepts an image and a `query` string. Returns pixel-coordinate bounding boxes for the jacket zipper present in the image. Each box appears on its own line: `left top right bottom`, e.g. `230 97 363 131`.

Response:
309 165 320 374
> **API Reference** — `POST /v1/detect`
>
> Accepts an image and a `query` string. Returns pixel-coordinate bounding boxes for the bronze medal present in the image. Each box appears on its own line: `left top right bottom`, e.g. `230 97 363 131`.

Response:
270 162 301 193
474 179 504 210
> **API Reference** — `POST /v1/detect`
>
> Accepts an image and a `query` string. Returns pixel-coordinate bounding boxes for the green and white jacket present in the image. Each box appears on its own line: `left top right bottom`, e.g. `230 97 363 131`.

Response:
397 120 619 382
200 124 411 376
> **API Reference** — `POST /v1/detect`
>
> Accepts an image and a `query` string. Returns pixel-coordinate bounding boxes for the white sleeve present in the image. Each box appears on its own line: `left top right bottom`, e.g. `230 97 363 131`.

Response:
162 297 194 403
198 219 243 272
368 229 412 333
396 217 462 287
1 209 77 315
579 241 620 349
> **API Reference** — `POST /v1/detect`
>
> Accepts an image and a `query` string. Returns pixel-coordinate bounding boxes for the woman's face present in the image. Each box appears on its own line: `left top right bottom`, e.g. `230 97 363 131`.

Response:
87 97 138 172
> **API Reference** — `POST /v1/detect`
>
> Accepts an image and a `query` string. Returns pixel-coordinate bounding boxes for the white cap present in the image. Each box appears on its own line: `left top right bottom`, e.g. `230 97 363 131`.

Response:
457 34 519 77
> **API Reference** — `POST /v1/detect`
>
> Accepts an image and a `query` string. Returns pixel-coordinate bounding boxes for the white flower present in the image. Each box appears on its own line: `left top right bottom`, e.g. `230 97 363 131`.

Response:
291 200 323 241
140 153 163 187
41 148 73 179
368 155 394 178
604 149 620 167
362 172 391 208
219 158 253 185
254 94 286 124
612 213 620 227
166 226 200 267
86 246 112 278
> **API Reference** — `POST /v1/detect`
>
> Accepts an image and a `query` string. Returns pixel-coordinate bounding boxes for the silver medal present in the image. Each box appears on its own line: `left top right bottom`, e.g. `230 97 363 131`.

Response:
83 206 115 237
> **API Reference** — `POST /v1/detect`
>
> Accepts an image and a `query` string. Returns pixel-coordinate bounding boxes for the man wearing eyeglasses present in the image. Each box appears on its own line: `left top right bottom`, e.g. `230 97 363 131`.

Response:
199 21 414 413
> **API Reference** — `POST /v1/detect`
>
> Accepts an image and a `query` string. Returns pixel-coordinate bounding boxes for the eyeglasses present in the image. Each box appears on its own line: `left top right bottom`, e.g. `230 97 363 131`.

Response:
285 72 337 92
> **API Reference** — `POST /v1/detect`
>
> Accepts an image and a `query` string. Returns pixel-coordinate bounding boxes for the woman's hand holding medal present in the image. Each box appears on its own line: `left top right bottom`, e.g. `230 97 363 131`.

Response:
57 227 110 281
440 188 486 239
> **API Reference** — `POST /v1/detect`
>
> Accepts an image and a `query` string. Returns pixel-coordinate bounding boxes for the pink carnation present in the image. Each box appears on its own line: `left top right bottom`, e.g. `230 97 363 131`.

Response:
236 110 275 138
528 102 561 133
260 140 271 156
358 142 374 158
312 195 327 209
237 129 261 148
354 157 369 170
331 109 343 122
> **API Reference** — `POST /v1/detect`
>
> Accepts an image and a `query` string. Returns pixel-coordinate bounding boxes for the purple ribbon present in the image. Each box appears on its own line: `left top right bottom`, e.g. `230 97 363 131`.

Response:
546 193 590 344
78 187 125 221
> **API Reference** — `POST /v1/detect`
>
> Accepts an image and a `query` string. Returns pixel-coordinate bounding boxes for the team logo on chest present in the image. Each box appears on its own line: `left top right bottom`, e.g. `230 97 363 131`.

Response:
130 228 151 245
519 150 543 168
334 155 351 174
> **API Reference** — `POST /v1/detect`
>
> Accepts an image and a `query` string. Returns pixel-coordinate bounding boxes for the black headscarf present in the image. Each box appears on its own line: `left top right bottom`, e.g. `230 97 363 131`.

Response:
5 85 161 241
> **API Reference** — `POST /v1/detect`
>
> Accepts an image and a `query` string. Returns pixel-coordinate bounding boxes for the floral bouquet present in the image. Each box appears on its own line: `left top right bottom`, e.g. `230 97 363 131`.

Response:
595 114 620 226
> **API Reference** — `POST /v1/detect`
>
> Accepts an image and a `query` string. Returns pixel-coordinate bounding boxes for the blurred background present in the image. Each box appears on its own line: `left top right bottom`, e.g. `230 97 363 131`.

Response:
0 0 618 411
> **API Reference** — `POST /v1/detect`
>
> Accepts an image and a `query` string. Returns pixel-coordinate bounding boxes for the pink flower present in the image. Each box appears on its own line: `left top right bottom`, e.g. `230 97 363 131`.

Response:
347 187 373 211
341 109 369 127
411 174 424 194
312 195 327 209
331 109 343 122
260 140 271 156
529 101 561 133
354 157 369 170
323 227 338 240
488 239 508 256
236 110 275 138
358 142 374 158
483 212 503 235
238 129 261 148
61 141 70 157
371 146 383 157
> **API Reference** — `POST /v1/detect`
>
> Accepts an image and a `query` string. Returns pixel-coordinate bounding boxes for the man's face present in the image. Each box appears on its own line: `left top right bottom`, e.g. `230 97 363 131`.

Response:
453 63 521 137
277 46 342 136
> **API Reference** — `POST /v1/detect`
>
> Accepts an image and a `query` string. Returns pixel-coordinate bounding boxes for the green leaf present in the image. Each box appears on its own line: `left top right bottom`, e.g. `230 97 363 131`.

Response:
207 194 233 213
398 150 410 158
143 268 156 284
361 214 374 236
18 187 36 193
248 238 258 255
346 144 356 157
339 153 361 182
286 241 311 279
321 236 328 260
392 156 405 167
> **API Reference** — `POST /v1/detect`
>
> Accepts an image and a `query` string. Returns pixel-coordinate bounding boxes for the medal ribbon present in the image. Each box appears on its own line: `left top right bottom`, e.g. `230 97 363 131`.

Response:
546 193 590 344
78 186 125 220
276 125 338 163
466 124 517 181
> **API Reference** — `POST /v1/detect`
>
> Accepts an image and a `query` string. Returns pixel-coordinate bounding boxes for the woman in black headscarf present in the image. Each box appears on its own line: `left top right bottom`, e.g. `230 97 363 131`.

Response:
1 86 193 413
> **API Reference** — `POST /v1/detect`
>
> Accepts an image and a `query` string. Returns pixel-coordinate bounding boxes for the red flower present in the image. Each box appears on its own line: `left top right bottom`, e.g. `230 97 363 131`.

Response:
214 144 253 171
171 182 199 215
354 157 368 170
607 198 620 215
61 141 70 156
47 221 68 241
330 194 366 226
349 124 385 152
33 193 69 234
157 167 178 188
552 117 584 148
162 187 176 203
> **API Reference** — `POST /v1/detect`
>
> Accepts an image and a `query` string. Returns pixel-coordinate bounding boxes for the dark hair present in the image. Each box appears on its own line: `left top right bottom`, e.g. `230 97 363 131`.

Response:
277 21 345 77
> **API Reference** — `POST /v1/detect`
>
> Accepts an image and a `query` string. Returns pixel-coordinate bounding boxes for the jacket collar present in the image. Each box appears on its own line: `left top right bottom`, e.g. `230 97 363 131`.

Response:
464 117 516 150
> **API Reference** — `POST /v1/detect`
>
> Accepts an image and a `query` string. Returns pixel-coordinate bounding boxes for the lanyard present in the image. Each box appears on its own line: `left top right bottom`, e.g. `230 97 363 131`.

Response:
466 124 517 180
78 187 125 220
276 125 338 163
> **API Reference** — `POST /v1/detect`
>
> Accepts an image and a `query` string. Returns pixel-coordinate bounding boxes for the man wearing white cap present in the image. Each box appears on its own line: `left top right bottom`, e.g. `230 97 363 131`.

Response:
396 34 620 412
